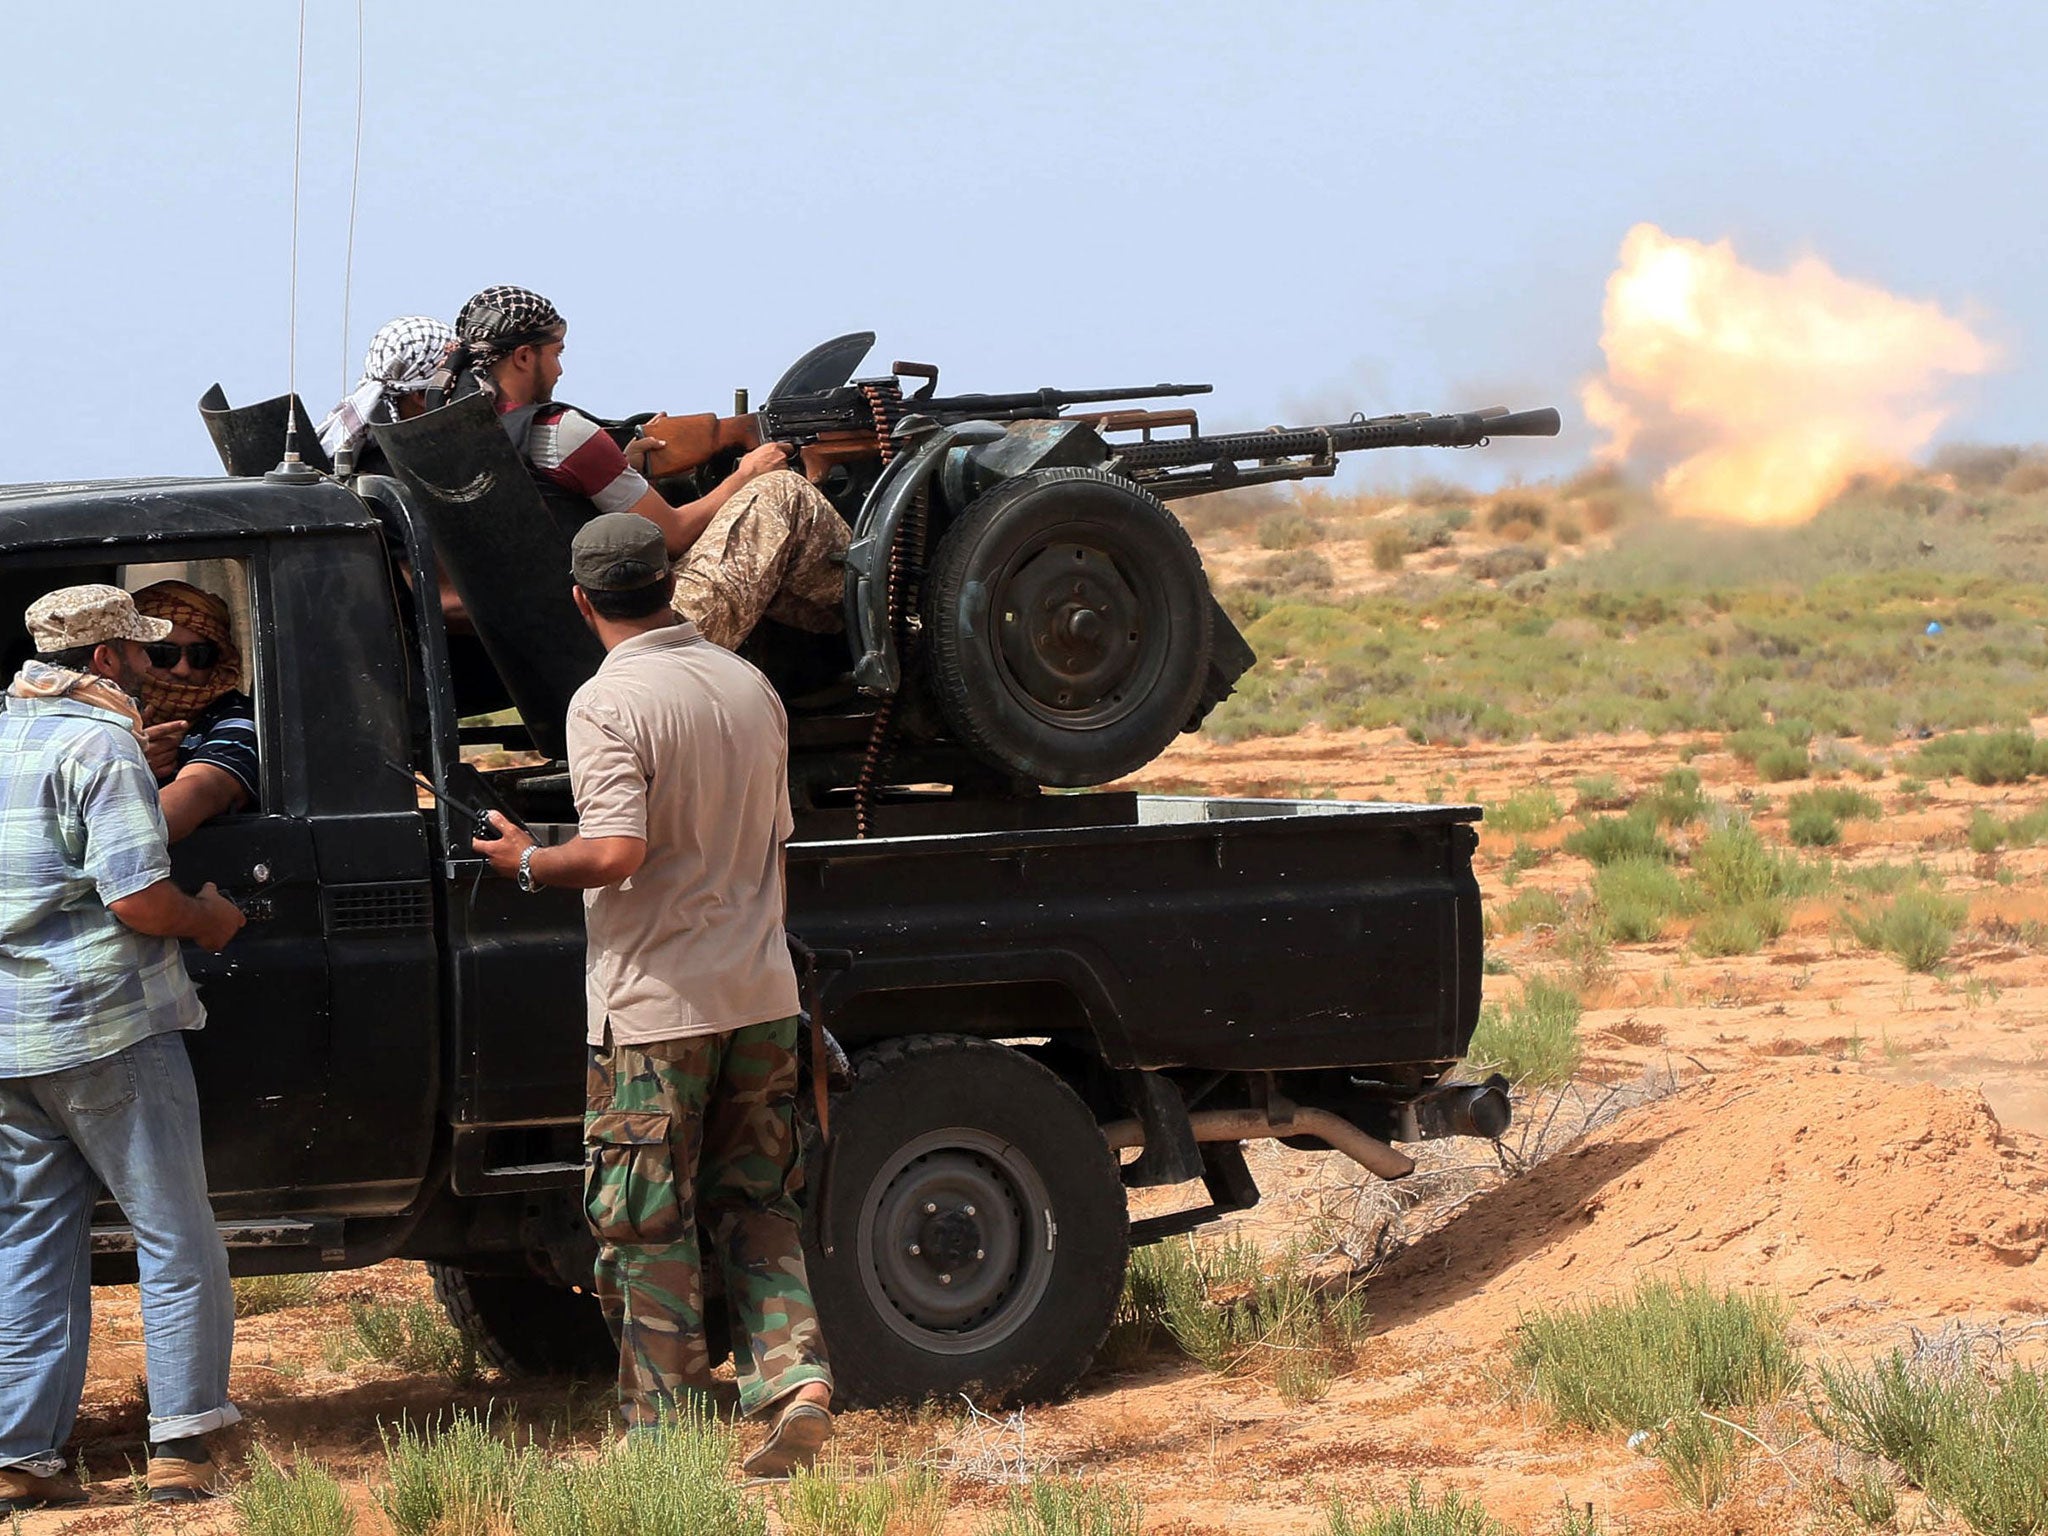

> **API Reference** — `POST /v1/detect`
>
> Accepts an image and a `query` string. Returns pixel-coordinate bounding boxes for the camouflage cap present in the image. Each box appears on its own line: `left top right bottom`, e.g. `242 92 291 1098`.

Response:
572 513 671 592
25 584 173 653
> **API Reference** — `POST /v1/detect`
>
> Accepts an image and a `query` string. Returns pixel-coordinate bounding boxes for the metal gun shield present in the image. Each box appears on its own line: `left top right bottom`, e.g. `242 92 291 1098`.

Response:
766 332 877 402
369 392 603 760
198 384 333 477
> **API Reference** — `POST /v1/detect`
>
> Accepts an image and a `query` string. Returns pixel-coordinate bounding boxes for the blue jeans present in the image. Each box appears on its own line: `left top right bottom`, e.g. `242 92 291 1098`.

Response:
0 1031 238 1474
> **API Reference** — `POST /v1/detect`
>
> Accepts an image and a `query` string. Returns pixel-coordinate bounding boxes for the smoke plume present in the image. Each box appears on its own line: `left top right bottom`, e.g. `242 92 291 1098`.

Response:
1583 224 1995 525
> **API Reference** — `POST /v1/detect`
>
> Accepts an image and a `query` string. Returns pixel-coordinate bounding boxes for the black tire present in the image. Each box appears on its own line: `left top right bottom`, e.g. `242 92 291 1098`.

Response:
803 1034 1129 1408
924 469 1213 787
427 1264 615 1377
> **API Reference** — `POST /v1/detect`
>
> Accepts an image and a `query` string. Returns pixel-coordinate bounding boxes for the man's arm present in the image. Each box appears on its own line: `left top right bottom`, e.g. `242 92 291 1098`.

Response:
159 763 251 844
624 441 792 558
109 878 246 952
471 815 645 889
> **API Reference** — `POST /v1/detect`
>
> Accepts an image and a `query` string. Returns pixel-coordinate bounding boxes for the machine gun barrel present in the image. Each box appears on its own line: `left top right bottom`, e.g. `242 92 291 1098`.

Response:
1113 406 1560 474
923 382 1212 419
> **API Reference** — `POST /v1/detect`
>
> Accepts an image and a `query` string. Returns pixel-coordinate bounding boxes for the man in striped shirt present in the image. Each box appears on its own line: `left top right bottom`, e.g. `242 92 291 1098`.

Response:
448 286 850 651
130 583 258 843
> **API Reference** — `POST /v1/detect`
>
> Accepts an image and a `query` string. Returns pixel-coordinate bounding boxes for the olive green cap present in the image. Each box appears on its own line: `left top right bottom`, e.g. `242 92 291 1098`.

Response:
571 512 670 591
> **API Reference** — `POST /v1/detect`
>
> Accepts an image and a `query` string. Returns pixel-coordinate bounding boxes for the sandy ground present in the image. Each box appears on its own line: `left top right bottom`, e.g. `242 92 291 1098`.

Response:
22 726 2048 1534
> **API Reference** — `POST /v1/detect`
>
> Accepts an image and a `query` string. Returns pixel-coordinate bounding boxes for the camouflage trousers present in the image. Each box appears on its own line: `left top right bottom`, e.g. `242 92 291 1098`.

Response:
584 1015 831 1427
672 470 851 651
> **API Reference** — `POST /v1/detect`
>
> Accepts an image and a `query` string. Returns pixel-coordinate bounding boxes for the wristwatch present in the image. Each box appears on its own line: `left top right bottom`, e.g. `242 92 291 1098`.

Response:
517 844 542 894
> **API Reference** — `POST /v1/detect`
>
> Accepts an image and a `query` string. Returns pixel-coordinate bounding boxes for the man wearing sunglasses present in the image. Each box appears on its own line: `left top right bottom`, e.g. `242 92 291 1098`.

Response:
130 584 258 843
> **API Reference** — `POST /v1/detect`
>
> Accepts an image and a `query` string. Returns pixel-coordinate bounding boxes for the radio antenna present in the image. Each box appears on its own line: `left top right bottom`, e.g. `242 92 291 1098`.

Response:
339 0 364 402
270 0 317 480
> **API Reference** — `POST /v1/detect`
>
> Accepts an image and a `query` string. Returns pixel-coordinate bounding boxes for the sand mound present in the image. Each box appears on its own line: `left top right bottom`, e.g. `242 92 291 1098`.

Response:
1373 1064 2048 1338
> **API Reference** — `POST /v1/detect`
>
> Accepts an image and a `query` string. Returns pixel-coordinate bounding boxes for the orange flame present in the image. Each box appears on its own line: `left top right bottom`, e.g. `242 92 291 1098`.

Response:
1583 224 1995 525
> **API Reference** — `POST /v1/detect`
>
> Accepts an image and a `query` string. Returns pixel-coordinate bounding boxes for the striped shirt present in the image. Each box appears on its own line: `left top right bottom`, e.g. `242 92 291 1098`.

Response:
0 688 204 1077
177 690 260 804
518 405 651 515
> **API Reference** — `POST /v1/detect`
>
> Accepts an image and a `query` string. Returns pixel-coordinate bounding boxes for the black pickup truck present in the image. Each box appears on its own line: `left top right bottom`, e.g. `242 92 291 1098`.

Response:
0 469 1501 1407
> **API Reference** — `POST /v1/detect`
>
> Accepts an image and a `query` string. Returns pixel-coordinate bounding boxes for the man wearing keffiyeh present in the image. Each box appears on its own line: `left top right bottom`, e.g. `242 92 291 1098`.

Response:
129 583 259 843
317 316 457 466
444 285 851 651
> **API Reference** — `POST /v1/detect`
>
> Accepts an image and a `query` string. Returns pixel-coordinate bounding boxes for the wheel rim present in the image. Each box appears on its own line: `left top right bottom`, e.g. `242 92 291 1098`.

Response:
855 1128 1056 1356
989 529 1173 730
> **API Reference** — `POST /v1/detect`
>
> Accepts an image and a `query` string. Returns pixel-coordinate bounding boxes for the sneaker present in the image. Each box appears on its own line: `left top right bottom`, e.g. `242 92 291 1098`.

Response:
146 1452 227 1503
0 1466 87 1514
740 1398 833 1480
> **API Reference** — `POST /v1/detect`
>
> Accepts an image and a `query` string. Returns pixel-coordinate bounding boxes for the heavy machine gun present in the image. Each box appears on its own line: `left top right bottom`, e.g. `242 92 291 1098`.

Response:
199 331 1561 803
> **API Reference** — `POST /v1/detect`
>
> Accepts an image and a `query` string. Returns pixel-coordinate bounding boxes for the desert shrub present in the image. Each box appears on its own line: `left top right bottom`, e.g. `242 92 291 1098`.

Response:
1486 787 1562 834
524 1408 763 1536
1323 1480 1513 1536
777 1455 947 1536
1788 786 1883 823
235 1445 356 1536
1913 729 2047 786
1639 767 1708 827
1401 507 1468 549
1157 1240 1369 1402
1690 903 1784 957
233 1272 321 1318
1486 496 1549 534
1463 545 1548 581
1572 773 1631 811
1562 810 1669 866
344 1299 478 1383
1553 513 1584 546
1258 511 1326 551
980 1478 1141 1536
1788 802 1842 846
1371 527 1410 572
1842 889 1967 971
1246 549 1335 597
1097 1236 1254 1368
1755 741 1813 782
1514 1278 1799 1508
377 1414 539 1536
1818 1354 2048 1536
1467 974 1580 1085
1594 855 1688 942
1694 820 1828 906
1970 806 2048 853
1503 841 1546 881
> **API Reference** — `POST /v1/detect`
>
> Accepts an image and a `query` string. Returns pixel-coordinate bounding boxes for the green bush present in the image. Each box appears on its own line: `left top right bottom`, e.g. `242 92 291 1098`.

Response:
377 1414 538 1536
1690 903 1784 958
1755 741 1813 782
1656 1411 1741 1510
1323 1480 1513 1536
1594 855 1688 942
1562 811 1670 866
1156 1240 1368 1402
1467 974 1581 1086
1246 549 1335 597
1787 786 1882 823
1490 887 1564 936
778 1456 947 1536
1818 1354 2048 1536
980 1478 1141 1536
1257 511 1325 551
1693 820 1828 907
1914 729 2047 785
1486 787 1563 834
1640 767 1708 827
235 1446 356 1536
524 1408 764 1536
344 1299 478 1383
1969 806 2048 853
1573 774 1631 811
233 1272 322 1318
1842 889 1968 971
1787 802 1842 847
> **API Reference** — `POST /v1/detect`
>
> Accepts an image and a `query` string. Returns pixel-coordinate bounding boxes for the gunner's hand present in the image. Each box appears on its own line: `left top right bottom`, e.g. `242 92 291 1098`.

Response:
625 434 666 473
736 442 792 482
143 721 187 779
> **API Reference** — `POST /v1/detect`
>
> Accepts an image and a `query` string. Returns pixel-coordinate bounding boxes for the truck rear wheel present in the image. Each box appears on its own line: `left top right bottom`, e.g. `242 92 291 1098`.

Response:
427 1264 616 1378
803 1033 1129 1408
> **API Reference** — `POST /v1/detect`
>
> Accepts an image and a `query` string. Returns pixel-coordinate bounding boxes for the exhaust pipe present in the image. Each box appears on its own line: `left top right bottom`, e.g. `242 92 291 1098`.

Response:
1101 1107 1414 1181
1443 1083 1512 1140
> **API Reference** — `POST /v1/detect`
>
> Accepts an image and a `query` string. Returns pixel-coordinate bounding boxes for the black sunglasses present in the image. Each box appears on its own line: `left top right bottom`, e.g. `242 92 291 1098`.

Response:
141 640 221 671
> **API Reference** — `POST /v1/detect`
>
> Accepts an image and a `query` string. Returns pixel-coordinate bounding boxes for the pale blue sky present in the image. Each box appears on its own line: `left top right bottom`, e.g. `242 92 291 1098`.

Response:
2 2 2041 488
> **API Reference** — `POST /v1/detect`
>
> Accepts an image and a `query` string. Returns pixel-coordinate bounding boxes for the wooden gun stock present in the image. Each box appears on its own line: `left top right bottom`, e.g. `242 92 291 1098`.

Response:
637 412 763 478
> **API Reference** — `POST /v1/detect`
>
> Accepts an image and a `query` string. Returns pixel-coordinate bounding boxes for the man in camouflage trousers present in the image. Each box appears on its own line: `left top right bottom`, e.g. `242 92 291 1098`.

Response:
474 512 832 1477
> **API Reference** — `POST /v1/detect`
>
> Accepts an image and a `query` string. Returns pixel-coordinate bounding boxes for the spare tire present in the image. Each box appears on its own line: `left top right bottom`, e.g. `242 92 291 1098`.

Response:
923 469 1213 787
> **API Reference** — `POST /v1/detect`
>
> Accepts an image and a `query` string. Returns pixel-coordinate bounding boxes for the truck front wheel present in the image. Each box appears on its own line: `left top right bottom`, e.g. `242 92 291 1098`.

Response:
803 1034 1129 1408
426 1264 616 1377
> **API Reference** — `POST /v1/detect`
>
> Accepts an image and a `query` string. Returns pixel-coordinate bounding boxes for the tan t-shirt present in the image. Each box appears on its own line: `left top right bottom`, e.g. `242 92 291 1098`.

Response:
565 621 800 1045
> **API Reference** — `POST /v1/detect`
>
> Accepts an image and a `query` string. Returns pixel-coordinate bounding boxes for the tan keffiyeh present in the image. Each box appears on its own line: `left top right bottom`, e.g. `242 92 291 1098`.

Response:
131 581 242 727
8 660 147 742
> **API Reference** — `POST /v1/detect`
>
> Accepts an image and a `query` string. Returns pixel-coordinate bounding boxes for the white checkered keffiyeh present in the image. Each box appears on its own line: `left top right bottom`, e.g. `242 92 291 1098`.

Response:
317 316 457 459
